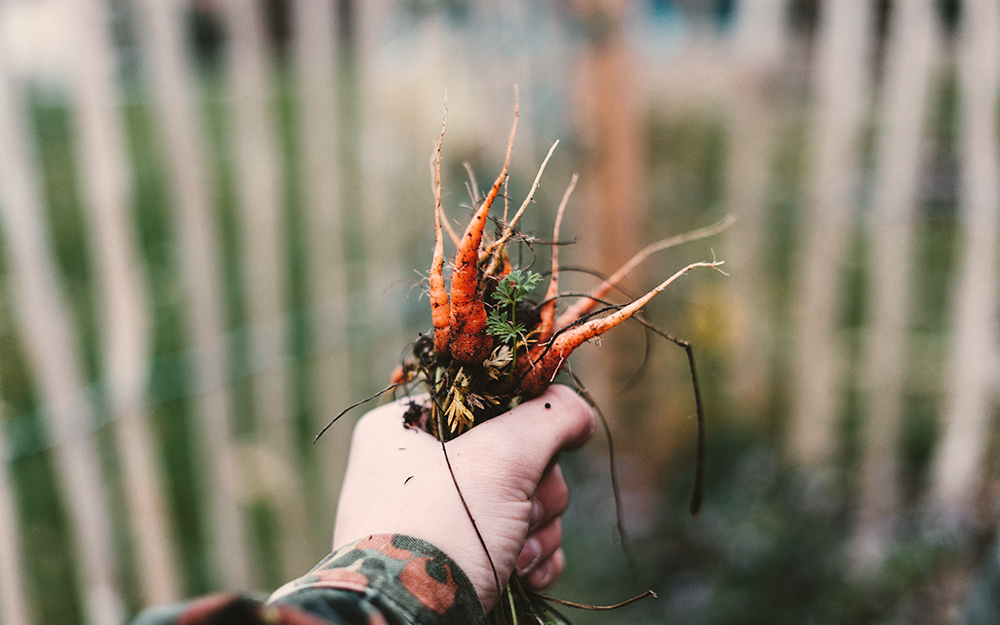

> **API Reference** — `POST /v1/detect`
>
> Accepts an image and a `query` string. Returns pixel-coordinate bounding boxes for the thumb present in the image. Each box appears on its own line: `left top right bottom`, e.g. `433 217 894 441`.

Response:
459 385 597 474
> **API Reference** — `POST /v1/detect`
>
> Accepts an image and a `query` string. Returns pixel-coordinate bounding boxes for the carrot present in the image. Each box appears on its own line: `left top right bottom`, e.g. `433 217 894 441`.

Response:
430 107 451 355
448 104 519 363
518 260 723 398
534 173 578 345
554 215 736 331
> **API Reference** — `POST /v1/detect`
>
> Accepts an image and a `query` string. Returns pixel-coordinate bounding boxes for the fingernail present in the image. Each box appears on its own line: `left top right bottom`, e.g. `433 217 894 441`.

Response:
533 558 556 588
517 537 541 574
529 499 542 529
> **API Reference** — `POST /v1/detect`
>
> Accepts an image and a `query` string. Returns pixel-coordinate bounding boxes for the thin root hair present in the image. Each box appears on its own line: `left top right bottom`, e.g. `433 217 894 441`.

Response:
626 315 706 516
566 368 638 579
313 383 403 443
537 589 657 611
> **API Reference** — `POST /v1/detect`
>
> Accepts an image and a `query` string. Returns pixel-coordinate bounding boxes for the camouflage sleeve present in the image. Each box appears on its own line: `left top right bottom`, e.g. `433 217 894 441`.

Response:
269 534 486 624
130 534 486 625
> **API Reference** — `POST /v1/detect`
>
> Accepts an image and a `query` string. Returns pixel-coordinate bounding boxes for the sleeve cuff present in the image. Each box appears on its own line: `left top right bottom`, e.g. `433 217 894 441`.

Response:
268 534 486 625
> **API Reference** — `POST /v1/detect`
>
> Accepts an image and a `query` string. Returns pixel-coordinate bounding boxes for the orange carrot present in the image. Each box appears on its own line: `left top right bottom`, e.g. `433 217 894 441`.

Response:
535 174 577 345
448 105 519 363
518 260 722 397
430 105 450 355
554 215 736 331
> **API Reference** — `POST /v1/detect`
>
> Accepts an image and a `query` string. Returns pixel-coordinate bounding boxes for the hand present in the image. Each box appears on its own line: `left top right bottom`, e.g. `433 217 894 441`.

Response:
332 385 597 611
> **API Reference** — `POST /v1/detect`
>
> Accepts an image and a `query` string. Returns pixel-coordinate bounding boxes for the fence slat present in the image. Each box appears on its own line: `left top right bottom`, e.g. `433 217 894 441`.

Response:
0 405 30 625
69 0 182 606
723 0 788 417
0 49 123 625
133 0 252 591
723 93 779 415
852 0 940 567
788 0 874 467
290 0 350 547
732 0 788 67
853 0 940 564
219 0 314 582
354 0 408 392
929 0 1000 517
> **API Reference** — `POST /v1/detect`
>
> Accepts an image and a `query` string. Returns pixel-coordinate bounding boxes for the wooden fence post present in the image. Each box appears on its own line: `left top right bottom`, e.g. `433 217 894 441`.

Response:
133 0 252 591
289 0 350 547
571 0 648 452
69 0 182 605
852 0 940 568
788 0 873 468
929 0 1000 519
0 49 123 625
574 0 645 297
218 0 315 582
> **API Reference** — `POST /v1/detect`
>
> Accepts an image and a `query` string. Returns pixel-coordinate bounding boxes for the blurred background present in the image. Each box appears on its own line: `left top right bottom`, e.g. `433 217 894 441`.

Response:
0 0 998 623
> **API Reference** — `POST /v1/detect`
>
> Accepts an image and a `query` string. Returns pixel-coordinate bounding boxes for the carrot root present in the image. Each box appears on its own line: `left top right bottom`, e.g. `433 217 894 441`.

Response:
430 103 451 355
535 173 578 346
518 260 724 397
448 99 519 364
555 215 735 331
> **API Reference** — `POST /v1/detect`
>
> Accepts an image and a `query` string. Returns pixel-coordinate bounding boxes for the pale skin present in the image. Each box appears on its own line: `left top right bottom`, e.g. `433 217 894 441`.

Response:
333 385 597 612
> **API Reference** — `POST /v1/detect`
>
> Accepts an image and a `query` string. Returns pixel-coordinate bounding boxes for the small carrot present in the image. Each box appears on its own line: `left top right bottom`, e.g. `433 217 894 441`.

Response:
498 173 577 388
448 104 519 364
534 173 578 345
554 215 736 331
518 260 723 398
430 105 450 355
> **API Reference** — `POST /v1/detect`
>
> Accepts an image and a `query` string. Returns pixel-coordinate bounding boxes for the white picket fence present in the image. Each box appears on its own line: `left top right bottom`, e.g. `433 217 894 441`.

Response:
0 0 997 623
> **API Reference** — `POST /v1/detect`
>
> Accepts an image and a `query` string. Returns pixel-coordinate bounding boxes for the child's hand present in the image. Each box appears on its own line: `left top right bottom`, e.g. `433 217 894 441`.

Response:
332 385 596 611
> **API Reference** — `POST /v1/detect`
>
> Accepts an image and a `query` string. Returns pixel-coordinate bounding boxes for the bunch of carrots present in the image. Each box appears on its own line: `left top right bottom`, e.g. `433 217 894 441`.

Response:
322 99 726 624
391 102 724 449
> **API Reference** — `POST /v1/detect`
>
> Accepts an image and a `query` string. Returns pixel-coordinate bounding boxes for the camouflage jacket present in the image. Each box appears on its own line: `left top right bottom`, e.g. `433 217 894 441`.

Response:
132 534 487 625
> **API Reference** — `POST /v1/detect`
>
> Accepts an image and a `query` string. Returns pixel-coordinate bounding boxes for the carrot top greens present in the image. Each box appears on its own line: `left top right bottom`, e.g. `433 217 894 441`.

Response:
486 269 543 345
